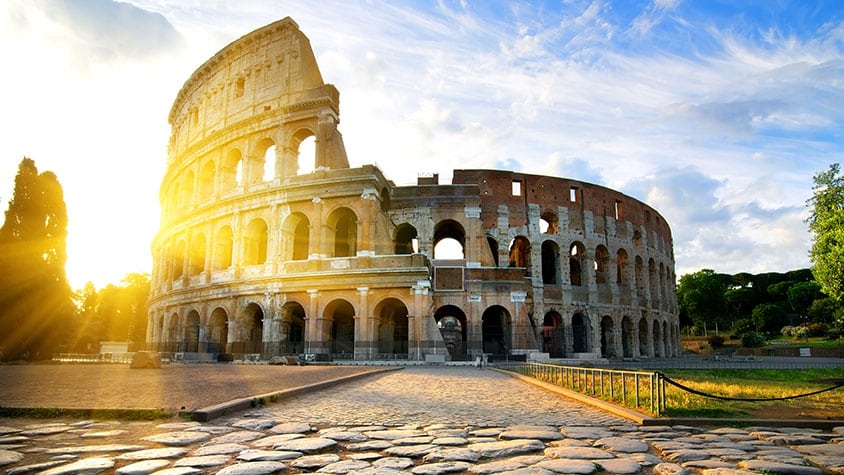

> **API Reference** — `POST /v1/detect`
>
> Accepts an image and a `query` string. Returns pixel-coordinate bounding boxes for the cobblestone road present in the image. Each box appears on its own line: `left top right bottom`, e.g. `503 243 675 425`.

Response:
262 366 630 427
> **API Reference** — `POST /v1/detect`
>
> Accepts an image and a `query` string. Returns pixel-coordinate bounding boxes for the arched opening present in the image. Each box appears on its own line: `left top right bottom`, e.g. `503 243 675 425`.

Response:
482 306 511 356
434 305 467 357
184 311 200 353
662 321 671 357
327 208 357 258
214 226 233 270
208 308 228 354
263 144 277 182
165 314 178 353
621 315 634 358
541 240 560 284
653 320 663 357
600 315 615 358
282 213 310 261
395 223 418 255
487 236 499 266
189 233 206 276
223 148 242 191
433 220 465 259
616 249 629 287
181 171 194 210
595 245 609 284
199 161 215 202
508 236 530 268
572 312 590 353
279 302 305 355
635 256 646 299
649 258 659 307
244 219 269 265
297 135 316 175
570 242 585 286
233 303 264 355
638 316 650 357
326 299 355 355
173 239 185 278
540 211 559 234
542 311 564 358
376 298 409 356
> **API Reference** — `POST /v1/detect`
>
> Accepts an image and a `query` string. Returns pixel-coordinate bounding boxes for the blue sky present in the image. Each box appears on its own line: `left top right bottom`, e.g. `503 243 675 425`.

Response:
1 0 842 289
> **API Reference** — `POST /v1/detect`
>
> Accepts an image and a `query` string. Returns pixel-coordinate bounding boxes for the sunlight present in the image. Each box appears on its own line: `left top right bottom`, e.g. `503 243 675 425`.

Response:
298 136 315 174
433 238 464 259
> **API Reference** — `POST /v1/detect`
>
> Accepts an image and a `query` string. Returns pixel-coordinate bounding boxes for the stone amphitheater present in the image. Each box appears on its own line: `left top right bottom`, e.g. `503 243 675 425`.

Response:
146 17 679 363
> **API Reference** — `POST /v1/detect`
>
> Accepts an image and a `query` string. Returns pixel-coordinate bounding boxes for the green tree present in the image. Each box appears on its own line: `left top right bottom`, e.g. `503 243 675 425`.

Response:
677 269 727 333
807 163 844 302
787 281 823 317
751 303 790 334
0 158 74 360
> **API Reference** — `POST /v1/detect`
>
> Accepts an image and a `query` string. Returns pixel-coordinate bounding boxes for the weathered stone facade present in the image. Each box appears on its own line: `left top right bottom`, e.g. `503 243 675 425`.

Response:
147 17 680 362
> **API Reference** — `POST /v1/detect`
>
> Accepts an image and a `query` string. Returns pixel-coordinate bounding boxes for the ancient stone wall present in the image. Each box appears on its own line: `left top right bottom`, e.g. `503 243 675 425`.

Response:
148 17 680 362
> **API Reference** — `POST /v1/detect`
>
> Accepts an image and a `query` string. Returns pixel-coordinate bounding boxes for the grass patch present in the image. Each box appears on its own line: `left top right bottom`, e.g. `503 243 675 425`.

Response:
0 406 174 420
660 368 844 419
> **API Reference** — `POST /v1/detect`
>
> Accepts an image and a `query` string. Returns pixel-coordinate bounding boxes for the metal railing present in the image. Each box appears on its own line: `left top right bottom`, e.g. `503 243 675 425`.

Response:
498 362 665 416
53 353 135 364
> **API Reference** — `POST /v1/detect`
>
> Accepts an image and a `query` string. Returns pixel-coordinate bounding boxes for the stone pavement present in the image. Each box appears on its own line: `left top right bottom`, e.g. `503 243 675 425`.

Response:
1 366 844 475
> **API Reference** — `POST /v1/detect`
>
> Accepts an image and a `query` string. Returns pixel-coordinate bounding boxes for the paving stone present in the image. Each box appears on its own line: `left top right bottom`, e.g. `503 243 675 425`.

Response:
394 436 435 445
348 452 383 461
682 459 737 469
547 438 590 448
270 422 313 434
543 446 615 459
114 459 172 475
383 443 441 458
499 426 563 441
290 453 342 469
471 428 503 438
411 461 473 474
142 431 212 446
0 449 24 466
560 427 614 439
804 455 844 474
157 422 202 431
468 439 546 458
663 449 715 463
432 436 469 446
116 447 190 460
251 433 306 447
428 429 469 438
499 468 554 475
533 458 598 474
0 426 21 436
20 425 70 436
320 431 369 442
231 419 277 431
470 458 530 474
191 443 249 456
272 436 338 453
738 459 825 475
422 447 481 463
237 449 303 461
653 462 690 475
347 440 395 451
206 430 264 444
147 468 202 475
372 457 414 469
214 461 287 475
767 435 826 446
365 429 427 440
174 454 232 467
185 425 235 434
318 459 372 473
699 469 758 475
81 429 127 438
795 444 844 456
47 444 147 455
593 436 649 453
39 457 115 475
0 436 29 444
593 457 641 474
6 460 64 474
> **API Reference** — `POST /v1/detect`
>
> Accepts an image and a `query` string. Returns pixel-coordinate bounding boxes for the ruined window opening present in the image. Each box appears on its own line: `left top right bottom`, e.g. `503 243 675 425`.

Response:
569 186 578 202
569 242 584 286
433 220 466 260
190 234 206 275
487 236 499 266
297 136 316 175
215 226 233 270
332 210 357 258
512 180 522 196
540 212 559 234
434 238 463 259
614 200 623 220
595 245 609 284
245 219 269 265
286 214 310 261
508 237 530 268
541 240 560 284
263 145 276 182
235 77 245 97
395 224 418 255
482 306 511 355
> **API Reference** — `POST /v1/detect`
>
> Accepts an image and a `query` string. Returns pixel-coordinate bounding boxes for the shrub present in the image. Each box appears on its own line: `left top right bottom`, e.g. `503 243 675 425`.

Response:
741 332 766 348
707 334 725 348
807 323 828 337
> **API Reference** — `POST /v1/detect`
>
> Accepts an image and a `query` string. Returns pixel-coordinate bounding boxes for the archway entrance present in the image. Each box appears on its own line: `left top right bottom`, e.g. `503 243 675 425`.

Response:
434 305 467 358
326 300 355 356
208 308 228 354
600 316 615 358
542 311 564 358
376 298 409 357
482 306 511 355
280 302 305 355
572 313 590 353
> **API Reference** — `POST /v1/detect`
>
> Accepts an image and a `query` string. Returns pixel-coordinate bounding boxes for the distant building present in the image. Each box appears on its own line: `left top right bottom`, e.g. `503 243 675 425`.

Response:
147 17 680 362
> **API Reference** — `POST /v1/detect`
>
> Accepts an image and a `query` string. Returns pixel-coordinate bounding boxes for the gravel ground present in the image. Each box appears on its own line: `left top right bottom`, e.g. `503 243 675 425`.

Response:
0 363 384 413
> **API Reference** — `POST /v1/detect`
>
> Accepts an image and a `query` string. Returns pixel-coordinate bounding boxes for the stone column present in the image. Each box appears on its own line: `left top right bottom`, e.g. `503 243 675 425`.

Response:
355 287 371 360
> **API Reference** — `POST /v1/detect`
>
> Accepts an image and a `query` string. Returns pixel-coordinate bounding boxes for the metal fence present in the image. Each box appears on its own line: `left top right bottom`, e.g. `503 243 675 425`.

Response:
52 353 135 364
497 362 665 416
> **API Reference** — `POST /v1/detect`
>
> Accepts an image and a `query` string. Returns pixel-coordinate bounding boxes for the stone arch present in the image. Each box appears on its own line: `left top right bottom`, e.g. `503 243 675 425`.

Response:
232 302 264 354
600 315 616 358
173 237 186 278
508 236 530 268
213 225 233 270
375 297 409 356
569 241 586 286
189 232 206 275
540 210 559 234
208 307 229 354
649 258 659 307
635 255 646 300
616 248 629 286
638 316 650 357
482 305 511 355
433 219 465 259
282 212 310 261
621 315 634 358
571 312 590 353
653 319 663 357
662 320 671 357
395 223 418 255
279 301 305 355
435 305 467 357
542 311 564 357
199 160 215 202
244 218 269 265
222 148 242 191
541 240 560 284
184 310 200 352
486 236 499 266
326 207 358 258
166 313 179 353
595 245 610 284
324 299 355 355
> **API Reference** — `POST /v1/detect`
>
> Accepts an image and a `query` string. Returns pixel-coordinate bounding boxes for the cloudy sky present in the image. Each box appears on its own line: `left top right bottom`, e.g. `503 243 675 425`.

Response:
1 0 842 290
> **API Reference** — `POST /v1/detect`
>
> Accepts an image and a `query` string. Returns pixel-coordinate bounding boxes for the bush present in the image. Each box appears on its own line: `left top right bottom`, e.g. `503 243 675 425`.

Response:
707 334 726 348
741 332 766 348
807 323 828 337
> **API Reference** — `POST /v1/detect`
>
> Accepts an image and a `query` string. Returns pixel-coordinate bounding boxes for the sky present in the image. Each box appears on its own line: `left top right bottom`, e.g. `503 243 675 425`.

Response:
1 0 842 290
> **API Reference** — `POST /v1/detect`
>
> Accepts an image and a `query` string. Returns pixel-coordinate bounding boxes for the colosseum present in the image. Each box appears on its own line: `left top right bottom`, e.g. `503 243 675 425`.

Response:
146 17 680 363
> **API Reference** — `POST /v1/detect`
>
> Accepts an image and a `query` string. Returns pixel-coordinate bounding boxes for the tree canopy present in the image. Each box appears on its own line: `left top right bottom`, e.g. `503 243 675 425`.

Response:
0 158 74 360
807 163 844 302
